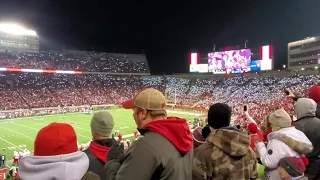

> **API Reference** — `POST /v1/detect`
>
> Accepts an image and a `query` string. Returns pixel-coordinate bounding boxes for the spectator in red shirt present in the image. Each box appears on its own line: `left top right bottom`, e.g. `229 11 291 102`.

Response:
117 133 123 141
263 120 272 143
247 123 263 150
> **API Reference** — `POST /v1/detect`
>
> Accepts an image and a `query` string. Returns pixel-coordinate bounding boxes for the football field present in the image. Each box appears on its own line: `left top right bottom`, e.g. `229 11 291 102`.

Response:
0 108 200 161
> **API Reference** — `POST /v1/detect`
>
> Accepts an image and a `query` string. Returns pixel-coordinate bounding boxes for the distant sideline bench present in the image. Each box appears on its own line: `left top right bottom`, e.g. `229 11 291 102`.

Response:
0 104 117 120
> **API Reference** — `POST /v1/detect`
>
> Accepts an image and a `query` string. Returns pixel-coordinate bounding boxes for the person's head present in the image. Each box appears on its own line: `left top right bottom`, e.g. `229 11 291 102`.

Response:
34 122 78 156
268 109 291 132
90 111 114 140
192 127 205 148
122 88 167 129
207 103 232 129
294 98 317 120
247 122 258 135
278 156 309 180
308 85 320 103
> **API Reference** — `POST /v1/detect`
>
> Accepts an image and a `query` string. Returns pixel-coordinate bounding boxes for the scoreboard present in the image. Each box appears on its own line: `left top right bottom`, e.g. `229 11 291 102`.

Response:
189 45 273 74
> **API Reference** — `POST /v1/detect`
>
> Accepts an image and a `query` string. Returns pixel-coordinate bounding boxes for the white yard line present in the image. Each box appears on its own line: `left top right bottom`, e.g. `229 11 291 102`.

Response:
72 125 90 132
0 136 22 150
9 121 92 139
0 126 34 140
9 122 38 131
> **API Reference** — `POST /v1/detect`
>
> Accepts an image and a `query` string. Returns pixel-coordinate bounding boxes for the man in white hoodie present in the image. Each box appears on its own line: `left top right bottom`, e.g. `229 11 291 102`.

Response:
19 122 100 180
255 109 313 180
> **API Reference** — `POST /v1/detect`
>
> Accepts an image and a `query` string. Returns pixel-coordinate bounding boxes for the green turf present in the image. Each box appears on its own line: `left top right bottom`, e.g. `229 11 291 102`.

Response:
0 109 200 161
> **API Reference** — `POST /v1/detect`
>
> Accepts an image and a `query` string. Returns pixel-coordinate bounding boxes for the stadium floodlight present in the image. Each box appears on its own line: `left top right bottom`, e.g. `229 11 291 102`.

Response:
0 23 37 36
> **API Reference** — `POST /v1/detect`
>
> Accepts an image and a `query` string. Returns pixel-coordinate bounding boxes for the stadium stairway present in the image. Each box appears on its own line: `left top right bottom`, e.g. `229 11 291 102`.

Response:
16 90 30 108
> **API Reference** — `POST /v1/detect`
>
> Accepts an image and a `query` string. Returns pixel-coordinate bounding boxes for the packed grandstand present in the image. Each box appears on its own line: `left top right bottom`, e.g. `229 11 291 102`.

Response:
0 51 317 127
1 51 320 180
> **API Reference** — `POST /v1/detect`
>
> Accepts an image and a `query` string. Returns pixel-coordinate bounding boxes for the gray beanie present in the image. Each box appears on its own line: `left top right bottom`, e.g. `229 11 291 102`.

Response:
268 109 291 128
90 111 114 137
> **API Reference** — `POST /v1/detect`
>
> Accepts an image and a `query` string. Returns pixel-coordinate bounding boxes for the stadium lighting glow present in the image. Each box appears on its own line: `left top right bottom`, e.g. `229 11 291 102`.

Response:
0 23 37 36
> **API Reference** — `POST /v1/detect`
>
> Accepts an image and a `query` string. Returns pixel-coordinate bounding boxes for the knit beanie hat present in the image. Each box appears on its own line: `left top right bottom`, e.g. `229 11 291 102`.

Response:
34 122 78 156
279 156 309 177
90 111 114 137
192 127 205 148
208 103 232 129
268 109 291 128
247 122 258 133
308 85 320 103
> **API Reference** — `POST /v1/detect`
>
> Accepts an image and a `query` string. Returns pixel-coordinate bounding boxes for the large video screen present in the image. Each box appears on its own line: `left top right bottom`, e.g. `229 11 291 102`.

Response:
208 49 251 72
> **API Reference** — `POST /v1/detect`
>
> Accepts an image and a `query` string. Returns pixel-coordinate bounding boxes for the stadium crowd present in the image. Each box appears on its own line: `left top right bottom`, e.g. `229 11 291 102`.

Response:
6 85 319 180
0 72 315 125
0 51 149 73
0 63 320 179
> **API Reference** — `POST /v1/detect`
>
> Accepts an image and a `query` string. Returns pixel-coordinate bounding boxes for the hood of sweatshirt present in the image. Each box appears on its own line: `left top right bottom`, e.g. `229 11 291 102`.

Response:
208 127 251 157
144 117 193 155
294 98 317 120
19 151 89 180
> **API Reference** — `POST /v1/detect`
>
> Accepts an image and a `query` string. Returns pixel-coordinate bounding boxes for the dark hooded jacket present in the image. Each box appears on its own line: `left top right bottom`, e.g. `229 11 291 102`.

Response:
293 98 320 178
84 139 113 180
105 117 193 180
193 127 258 180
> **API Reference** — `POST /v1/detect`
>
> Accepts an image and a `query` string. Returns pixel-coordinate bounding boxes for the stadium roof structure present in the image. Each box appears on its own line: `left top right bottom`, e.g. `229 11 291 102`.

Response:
0 23 37 36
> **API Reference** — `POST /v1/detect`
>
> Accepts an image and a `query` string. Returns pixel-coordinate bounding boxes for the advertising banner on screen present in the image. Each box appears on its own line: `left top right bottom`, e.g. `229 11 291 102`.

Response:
198 64 208 73
208 49 251 73
190 64 199 72
190 64 209 73
250 60 261 71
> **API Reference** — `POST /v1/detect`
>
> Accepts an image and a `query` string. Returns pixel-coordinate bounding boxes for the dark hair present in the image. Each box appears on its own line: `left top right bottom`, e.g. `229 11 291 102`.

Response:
207 103 232 129
201 125 211 139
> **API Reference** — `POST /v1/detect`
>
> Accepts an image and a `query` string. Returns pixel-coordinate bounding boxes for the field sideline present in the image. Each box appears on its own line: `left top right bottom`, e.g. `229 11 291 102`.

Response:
0 109 201 161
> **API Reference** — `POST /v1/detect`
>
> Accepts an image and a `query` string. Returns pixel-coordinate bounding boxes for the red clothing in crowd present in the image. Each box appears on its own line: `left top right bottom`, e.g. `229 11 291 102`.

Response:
249 130 263 150
117 134 123 140
263 128 272 143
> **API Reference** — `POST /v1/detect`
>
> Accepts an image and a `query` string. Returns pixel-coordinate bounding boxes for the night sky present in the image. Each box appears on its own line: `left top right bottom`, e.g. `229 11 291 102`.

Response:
0 0 320 74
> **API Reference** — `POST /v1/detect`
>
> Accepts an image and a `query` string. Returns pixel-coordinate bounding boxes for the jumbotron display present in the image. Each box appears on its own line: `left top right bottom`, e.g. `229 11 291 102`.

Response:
188 45 273 73
208 49 251 73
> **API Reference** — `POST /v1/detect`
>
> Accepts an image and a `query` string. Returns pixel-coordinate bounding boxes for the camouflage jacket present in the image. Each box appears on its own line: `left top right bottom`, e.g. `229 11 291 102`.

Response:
192 127 258 180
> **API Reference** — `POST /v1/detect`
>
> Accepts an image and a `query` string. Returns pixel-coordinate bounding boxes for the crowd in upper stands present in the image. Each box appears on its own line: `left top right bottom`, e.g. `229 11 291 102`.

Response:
0 51 149 73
